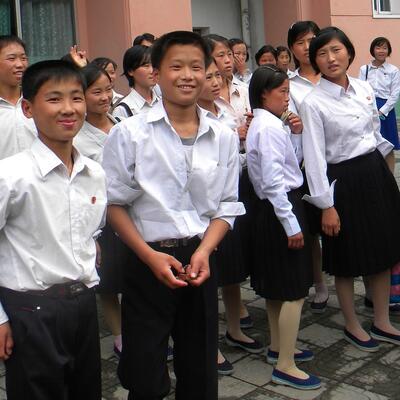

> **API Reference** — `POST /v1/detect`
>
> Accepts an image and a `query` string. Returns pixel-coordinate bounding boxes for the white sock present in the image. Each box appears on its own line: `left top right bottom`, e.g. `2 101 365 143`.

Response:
314 283 329 303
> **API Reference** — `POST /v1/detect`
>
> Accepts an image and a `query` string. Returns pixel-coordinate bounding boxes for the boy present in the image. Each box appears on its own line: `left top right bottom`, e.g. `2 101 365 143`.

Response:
102 31 244 400
0 35 36 159
0 60 106 400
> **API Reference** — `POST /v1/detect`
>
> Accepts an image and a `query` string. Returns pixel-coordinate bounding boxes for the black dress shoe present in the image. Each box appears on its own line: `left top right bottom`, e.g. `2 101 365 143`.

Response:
225 332 264 354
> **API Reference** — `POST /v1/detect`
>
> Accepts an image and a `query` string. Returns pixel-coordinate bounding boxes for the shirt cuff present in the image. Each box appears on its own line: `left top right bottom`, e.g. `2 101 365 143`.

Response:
212 202 246 229
107 179 143 206
0 303 9 325
377 139 394 158
379 104 391 117
280 214 302 237
302 180 336 209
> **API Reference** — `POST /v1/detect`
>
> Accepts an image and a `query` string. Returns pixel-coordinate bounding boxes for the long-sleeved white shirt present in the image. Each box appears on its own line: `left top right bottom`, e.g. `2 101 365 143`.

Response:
358 61 400 116
0 139 107 324
288 68 319 114
102 101 245 242
300 76 393 209
247 108 303 236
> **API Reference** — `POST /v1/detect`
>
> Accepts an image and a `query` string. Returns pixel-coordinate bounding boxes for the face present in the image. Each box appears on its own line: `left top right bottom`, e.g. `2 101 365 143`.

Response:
315 38 351 84
277 51 290 71
85 73 113 115
154 44 205 107
104 63 117 84
129 58 155 89
140 39 153 47
232 43 247 64
373 43 389 62
258 52 276 66
290 30 315 66
199 62 222 102
22 78 86 145
212 42 234 78
0 43 28 88
261 79 289 117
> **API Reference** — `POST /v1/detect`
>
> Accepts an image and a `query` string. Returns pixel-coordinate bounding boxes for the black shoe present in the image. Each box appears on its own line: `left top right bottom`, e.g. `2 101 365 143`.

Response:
113 345 122 358
310 296 329 314
225 332 264 354
364 297 400 316
218 358 234 375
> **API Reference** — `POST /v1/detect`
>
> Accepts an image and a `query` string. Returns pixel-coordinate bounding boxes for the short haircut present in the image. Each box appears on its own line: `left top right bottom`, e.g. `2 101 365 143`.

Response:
151 30 210 70
91 57 118 70
22 60 86 101
203 34 230 54
0 35 26 53
228 38 249 62
255 45 277 66
276 46 292 62
249 64 288 110
81 64 111 89
133 32 156 46
309 27 355 74
370 36 392 57
122 45 151 87
287 21 320 68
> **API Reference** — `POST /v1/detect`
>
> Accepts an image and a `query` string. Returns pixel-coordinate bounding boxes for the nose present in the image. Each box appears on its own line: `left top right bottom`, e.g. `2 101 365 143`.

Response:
62 99 75 114
182 65 193 80
327 50 335 62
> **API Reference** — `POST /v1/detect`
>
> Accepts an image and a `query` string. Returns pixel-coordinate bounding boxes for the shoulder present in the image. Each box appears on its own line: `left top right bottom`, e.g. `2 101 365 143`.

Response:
0 151 32 182
109 113 149 142
350 77 374 94
206 114 236 141
386 63 399 73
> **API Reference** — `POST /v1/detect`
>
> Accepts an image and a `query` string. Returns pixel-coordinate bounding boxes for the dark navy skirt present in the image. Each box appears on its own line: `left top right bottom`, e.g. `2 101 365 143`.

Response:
376 97 400 150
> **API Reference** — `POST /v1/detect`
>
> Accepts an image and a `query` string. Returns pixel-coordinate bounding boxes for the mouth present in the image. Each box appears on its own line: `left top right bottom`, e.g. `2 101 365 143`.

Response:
58 119 76 129
212 88 221 96
328 64 340 71
178 84 196 92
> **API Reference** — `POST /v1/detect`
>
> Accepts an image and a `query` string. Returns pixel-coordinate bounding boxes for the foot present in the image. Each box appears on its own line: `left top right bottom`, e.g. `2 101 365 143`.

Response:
227 331 256 344
277 365 309 379
272 367 321 390
373 322 400 337
225 331 264 354
345 326 370 342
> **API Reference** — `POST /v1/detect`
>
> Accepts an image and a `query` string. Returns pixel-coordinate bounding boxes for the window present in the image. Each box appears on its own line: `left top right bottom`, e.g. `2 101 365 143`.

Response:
0 0 75 63
373 0 400 16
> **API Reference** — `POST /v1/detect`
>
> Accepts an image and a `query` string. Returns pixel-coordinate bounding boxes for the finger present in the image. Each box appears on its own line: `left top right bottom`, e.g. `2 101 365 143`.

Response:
164 270 188 289
186 263 200 279
5 335 13 356
189 267 210 286
169 257 183 274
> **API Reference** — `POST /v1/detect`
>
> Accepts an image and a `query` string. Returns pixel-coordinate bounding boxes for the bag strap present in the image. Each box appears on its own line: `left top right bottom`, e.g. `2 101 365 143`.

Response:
365 65 369 81
111 97 134 118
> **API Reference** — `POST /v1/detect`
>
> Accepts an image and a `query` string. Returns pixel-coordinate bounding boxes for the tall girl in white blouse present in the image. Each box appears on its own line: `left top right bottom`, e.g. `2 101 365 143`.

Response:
301 27 400 351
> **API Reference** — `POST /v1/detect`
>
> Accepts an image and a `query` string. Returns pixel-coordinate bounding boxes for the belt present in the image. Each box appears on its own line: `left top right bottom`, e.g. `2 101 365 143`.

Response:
149 236 199 248
25 281 89 298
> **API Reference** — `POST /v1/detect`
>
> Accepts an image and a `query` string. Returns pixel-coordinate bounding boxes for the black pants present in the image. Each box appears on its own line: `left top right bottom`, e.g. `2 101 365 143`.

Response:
118 240 218 400
0 287 101 400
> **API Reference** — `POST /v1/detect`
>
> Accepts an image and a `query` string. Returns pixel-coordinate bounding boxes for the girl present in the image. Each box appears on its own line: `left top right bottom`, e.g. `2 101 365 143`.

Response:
301 27 400 351
112 45 159 120
246 65 319 390
255 45 277 66
359 37 400 162
276 46 293 77
288 21 329 313
74 65 130 357
229 38 252 85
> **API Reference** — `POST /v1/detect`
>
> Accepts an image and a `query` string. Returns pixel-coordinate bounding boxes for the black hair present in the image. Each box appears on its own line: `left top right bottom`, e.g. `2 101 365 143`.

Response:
81 64 111 89
249 64 288 110
309 26 355 74
122 45 151 87
0 35 26 53
287 21 320 68
228 38 249 62
255 45 277 66
133 32 156 46
276 46 292 62
203 34 230 54
22 60 86 101
151 30 210 70
91 57 117 71
370 36 392 57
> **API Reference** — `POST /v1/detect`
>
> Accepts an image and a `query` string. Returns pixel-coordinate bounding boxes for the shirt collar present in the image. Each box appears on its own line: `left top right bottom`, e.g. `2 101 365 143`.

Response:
369 61 388 69
127 88 159 109
0 96 22 107
290 68 319 85
252 108 284 127
319 76 357 100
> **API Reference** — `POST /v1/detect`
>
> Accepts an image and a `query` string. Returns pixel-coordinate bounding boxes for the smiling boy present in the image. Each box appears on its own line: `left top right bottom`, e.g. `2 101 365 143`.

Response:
102 31 244 400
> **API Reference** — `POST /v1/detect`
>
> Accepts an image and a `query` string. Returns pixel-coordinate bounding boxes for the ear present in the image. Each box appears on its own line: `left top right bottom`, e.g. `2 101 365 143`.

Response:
21 98 33 119
152 68 160 82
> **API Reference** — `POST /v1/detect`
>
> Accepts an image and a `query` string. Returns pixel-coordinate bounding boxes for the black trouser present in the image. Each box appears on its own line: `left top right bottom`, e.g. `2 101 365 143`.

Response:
118 240 218 400
0 286 101 400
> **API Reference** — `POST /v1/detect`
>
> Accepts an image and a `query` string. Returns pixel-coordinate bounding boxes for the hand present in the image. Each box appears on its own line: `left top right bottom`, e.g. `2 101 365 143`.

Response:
95 240 101 268
69 45 88 68
144 250 188 289
237 124 248 141
233 54 246 74
0 322 13 361
288 232 304 249
322 207 341 236
185 249 211 287
287 112 303 134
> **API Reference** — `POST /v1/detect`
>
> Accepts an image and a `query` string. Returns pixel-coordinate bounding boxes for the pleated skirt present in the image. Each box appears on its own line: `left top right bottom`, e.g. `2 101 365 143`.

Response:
251 188 313 301
376 97 400 150
322 150 400 277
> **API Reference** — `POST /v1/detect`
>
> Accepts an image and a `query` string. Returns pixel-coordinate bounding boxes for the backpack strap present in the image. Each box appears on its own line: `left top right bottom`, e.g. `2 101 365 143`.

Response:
365 65 369 81
111 97 134 118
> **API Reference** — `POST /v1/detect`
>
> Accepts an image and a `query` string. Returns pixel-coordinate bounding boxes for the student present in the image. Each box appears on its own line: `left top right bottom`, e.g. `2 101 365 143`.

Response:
0 35 36 160
246 65 319 390
91 57 124 106
229 38 252 84
0 60 106 400
102 31 244 400
301 27 400 352
255 45 277 66
276 45 293 77
359 37 400 158
132 32 156 47
112 45 159 120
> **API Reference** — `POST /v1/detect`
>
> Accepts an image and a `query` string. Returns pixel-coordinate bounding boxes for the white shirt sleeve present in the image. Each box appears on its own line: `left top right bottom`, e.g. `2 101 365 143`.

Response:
379 68 400 116
358 65 367 81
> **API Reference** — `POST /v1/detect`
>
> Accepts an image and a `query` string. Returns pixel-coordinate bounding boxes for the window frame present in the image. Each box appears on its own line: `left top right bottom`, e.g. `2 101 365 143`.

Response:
372 0 400 18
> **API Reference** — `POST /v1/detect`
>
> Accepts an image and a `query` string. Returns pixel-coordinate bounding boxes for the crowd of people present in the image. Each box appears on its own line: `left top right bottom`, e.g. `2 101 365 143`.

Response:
0 18 398 400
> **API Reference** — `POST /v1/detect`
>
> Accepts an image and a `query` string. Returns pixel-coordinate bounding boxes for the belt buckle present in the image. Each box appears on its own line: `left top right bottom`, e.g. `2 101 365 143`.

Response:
69 283 85 297
160 239 178 248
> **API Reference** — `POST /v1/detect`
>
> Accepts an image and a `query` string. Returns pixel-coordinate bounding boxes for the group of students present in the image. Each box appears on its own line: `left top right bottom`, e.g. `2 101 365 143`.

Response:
0 19 398 400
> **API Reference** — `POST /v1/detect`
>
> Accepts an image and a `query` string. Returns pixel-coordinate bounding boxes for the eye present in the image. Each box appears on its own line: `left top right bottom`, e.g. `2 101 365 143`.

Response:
47 97 60 103
73 96 84 102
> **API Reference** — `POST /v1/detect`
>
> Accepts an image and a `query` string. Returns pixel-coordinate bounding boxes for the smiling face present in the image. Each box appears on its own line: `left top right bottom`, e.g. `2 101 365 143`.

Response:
154 44 205 108
373 43 389 63
261 79 290 117
85 73 113 115
0 43 28 89
199 62 222 102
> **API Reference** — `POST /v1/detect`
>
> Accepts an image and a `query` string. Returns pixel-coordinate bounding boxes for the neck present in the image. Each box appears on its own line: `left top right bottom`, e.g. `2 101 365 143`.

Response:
372 59 385 67
86 111 111 131
163 99 198 124
198 99 217 115
0 84 21 105
324 74 349 90
39 136 74 176
134 85 153 103
298 64 320 83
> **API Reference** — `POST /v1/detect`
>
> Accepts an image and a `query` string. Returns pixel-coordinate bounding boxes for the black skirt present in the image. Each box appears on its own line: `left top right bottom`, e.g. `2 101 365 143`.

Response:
251 188 313 301
96 223 132 294
322 150 400 277
216 170 256 287
302 169 322 236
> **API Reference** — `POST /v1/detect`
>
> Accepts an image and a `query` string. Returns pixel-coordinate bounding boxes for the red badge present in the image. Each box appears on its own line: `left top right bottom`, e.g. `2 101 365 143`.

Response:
366 96 371 101
91 196 96 204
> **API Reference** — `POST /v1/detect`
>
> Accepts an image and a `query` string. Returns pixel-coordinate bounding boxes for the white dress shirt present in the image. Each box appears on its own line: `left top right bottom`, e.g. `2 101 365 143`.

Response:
102 101 245 242
0 139 107 324
234 69 252 85
112 90 124 106
247 108 303 236
358 61 400 116
0 97 37 160
300 76 393 209
289 68 319 114
73 115 117 163
112 88 159 120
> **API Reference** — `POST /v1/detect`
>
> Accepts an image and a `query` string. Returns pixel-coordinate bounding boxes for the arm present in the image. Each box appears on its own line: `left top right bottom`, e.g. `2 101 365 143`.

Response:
379 68 400 116
358 65 366 81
